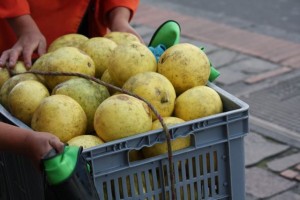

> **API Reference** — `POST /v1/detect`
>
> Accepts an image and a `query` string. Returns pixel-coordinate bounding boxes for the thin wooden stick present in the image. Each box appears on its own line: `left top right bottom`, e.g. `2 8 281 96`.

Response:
21 70 177 200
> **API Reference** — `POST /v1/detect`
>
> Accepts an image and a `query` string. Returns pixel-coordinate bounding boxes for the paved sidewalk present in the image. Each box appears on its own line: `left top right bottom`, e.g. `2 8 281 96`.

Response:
132 2 300 199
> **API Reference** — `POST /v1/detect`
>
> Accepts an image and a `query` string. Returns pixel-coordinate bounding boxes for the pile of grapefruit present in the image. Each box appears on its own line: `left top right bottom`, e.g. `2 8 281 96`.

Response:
0 32 223 154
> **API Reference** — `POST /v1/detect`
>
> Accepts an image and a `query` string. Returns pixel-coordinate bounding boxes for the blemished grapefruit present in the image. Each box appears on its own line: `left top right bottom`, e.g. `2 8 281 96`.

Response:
94 94 152 142
0 68 10 89
43 47 95 90
104 31 141 45
100 69 121 95
52 78 110 133
122 72 176 120
31 94 87 142
108 42 157 86
30 52 53 85
80 37 117 78
47 33 88 52
67 135 105 149
174 85 223 121
158 43 210 95
8 80 49 125
10 61 27 74
0 73 40 109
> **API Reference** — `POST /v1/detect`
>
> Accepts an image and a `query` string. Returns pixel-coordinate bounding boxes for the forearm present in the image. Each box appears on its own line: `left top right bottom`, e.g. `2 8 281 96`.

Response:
107 7 131 31
0 122 31 153
7 14 41 38
0 122 64 168
0 14 46 68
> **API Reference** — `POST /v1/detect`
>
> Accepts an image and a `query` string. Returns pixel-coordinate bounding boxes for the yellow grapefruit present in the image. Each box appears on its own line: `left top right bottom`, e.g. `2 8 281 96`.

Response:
158 43 210 94
94 94 152 142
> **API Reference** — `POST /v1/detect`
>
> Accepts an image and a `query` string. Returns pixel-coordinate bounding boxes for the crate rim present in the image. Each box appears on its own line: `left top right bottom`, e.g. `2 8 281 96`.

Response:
82 83 249 153
0 82 249 153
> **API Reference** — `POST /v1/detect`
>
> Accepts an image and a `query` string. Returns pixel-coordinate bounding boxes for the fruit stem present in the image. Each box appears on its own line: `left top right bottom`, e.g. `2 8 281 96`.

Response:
20 70 177 200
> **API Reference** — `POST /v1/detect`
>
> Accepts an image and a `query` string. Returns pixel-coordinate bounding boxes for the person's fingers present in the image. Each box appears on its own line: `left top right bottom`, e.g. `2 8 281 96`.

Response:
37 38 47 56
0 49 21 68
22 48 34 68
49 137 64 153
0 51 9 67
22 39 44 68
8 48 22 68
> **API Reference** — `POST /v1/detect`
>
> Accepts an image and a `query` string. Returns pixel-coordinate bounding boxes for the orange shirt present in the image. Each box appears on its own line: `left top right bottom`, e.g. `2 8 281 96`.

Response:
0 0 139 54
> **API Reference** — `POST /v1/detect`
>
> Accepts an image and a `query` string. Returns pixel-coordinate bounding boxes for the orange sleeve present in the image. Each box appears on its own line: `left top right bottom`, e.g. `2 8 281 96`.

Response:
90 0 139 36
0 0 30 18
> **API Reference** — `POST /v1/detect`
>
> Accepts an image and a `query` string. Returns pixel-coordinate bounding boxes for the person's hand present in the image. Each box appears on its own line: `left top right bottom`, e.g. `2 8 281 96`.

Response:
0 31 46 69
0 15 47 69
23 131 64 169
107 7 144 43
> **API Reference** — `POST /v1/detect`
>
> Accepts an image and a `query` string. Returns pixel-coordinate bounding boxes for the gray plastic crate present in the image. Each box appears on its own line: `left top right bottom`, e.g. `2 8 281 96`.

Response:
0 83 249 200
83 83 249 200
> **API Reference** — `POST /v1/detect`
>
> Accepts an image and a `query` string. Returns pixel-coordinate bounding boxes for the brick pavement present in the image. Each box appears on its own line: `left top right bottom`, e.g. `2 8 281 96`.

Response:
132 3 300 69
132 2 300 199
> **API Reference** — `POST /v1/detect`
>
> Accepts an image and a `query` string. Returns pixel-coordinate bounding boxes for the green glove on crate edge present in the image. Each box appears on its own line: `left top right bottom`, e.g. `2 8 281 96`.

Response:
148 20 181 48
42 145 99 200
43 145 79 185
200 46 220 82
209 64 220 82
149 20 220 82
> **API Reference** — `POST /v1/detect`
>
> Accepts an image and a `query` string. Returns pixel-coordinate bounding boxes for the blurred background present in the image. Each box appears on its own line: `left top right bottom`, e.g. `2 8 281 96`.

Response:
133 0 300 199
141 0 300 42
